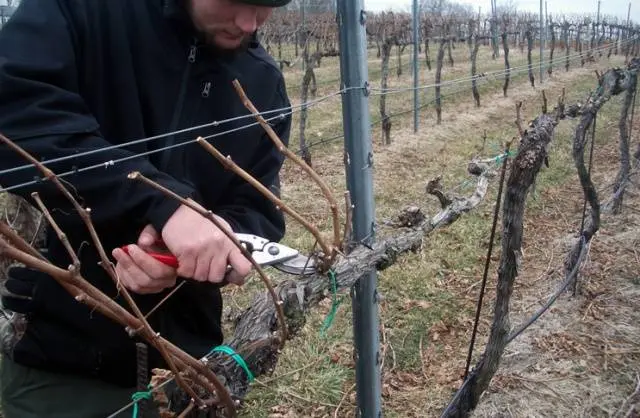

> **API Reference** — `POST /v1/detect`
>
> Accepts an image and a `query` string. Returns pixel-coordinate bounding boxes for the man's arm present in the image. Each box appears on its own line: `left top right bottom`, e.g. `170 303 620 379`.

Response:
0 0 194 233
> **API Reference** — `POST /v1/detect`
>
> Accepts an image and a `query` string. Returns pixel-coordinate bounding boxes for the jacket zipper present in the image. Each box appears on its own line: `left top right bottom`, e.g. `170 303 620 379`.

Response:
201 81 211 98
159 40 198 172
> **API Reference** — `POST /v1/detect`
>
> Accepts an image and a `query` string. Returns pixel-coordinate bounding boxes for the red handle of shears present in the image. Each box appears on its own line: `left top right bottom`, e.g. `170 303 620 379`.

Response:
120 246 179 268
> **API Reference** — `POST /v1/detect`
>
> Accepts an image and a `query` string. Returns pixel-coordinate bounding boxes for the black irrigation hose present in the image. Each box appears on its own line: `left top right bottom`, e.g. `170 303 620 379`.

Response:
506 237 588 343
629 77 637 143
463 144 511 379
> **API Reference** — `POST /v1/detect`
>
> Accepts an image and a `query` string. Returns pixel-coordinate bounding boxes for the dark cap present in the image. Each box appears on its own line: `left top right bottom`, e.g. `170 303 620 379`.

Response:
234 0 293 6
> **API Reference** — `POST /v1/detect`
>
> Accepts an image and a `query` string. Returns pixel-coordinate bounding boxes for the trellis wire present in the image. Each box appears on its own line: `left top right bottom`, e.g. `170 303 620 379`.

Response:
295 47 598 156
0 87 358 178
369 36 638 95
1 34 633 186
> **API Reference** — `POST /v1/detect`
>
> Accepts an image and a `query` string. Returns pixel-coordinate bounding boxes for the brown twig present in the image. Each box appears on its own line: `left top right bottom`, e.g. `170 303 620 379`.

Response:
515 101 524 137
0 235 237 415
0 135 141 312
143 281 187 320
177 401 196 418
542 90 548 114
333 383 356 418
231 79 340 267
0 133 237 416
195 137 329 266
128 171 289 345
0 220 46 262
0 236 117 322
31 192 79 268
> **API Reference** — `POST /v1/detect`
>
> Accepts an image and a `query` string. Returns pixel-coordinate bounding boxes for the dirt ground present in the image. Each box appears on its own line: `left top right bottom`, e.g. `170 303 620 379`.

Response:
0 39 636 418
471 144 640 418
354 58 640 418
252 55 640 417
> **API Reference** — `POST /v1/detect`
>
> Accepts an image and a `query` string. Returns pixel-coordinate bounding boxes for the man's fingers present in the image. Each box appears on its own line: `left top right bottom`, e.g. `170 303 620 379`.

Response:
138 224 160 248
205 233 234 284
112 246 176 294
207 253 230 284
176 251 196 280
127 245 177 281
160 205 251 285
113 247 150 293
225 247 252 285
193 252 212 282
228 248 252 276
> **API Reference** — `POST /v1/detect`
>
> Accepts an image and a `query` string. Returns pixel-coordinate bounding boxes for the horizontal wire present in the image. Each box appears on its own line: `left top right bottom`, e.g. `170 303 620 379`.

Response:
0 87 356 178
375 36 637 94
296 44 613 154
1 36 631 181
0 110 293 193
293 34 635 96
100 38 637 418
369 37 638 95
297 73 488 153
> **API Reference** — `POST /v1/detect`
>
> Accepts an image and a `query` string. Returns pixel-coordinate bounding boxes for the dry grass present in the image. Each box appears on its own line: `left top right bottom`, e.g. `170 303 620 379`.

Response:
472 155 640 418
227 40 640 418
0 39 634 418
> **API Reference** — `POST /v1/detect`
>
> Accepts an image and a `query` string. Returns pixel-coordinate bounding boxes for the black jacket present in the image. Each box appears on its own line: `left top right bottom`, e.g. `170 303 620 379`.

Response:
0 0 291 387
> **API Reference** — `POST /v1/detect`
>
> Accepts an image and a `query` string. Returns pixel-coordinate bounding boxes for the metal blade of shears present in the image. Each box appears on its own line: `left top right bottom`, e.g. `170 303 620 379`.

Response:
119 233 317 275
272 253 317 276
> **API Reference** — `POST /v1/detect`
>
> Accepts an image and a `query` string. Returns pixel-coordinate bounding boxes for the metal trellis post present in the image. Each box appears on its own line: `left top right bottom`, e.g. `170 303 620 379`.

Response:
413 0 419 133
336 0 382 417
540 0 544 84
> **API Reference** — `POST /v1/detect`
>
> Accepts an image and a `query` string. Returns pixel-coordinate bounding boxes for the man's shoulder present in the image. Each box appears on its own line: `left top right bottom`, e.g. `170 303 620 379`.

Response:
55 0 160 20
245 42 285 82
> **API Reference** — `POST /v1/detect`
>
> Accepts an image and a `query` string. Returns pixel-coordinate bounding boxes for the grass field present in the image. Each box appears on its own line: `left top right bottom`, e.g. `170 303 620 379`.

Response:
219 40 640 417
0 36 636 418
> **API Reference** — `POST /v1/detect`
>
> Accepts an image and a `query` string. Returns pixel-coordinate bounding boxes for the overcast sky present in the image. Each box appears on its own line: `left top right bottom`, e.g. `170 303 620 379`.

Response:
364 0 638 24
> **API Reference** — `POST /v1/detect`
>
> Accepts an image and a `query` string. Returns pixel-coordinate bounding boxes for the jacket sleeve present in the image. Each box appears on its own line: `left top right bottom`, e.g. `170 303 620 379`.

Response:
0 0 196 232
215 77 292 243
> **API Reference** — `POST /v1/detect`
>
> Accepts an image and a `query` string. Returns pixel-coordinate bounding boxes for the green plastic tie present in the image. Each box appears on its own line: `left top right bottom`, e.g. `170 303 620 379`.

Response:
210 345 254 382
321 269 343 337
131 387 152 418
493 150 516 164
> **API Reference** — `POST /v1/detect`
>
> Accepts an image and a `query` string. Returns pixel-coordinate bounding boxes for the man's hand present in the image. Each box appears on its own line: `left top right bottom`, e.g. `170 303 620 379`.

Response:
111 225 178 294
160 199 252 286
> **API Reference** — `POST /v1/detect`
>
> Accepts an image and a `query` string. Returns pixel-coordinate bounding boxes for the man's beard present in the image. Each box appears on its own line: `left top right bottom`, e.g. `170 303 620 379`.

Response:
203 33 252 59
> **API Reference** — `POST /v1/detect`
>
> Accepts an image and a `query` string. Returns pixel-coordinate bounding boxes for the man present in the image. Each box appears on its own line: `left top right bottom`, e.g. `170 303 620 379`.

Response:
0 0 292 416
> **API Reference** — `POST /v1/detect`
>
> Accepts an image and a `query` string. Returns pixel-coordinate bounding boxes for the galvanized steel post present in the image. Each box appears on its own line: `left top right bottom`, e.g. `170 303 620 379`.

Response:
540 0 544 84
413 0 420 133
336 0 382 416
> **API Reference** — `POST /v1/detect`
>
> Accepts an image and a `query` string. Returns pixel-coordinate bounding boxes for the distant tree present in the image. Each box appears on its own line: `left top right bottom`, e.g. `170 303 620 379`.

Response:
421 0 474 18
285 0 336 14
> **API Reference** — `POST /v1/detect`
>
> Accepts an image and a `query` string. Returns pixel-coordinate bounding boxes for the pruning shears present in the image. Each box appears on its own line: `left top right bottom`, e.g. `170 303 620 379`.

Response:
120 233 316 276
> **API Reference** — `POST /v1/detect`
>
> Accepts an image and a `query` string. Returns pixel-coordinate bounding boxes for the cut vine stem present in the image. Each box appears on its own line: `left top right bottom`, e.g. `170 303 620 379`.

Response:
195 136 331 266
231 78 341 269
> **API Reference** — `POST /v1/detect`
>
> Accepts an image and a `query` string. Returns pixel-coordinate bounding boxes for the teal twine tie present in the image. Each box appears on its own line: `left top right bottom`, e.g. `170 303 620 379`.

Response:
321 269 343 337
210 345 254 382
131 388 152 418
